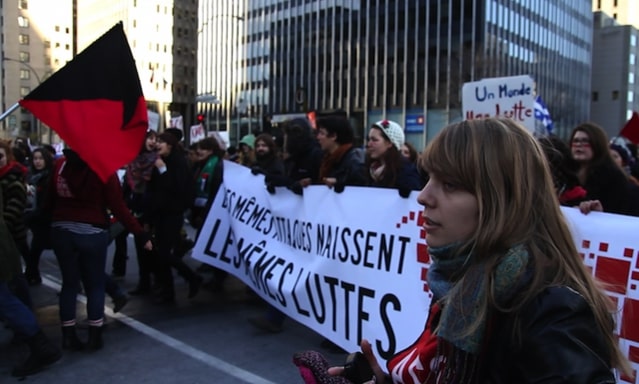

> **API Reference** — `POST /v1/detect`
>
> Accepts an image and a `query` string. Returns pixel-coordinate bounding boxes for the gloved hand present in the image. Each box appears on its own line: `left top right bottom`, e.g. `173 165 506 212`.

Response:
251 166 264 175
287 182 304 196
333 183 345 193
398 187 411 198
266 181 276 195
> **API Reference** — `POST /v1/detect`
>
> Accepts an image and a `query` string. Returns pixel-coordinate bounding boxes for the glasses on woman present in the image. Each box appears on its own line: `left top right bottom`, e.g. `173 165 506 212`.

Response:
571 137 591 146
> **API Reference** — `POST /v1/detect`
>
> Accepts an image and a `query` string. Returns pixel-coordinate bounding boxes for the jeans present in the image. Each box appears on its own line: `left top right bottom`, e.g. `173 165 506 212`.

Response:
0 281 39 337
51 227 109 323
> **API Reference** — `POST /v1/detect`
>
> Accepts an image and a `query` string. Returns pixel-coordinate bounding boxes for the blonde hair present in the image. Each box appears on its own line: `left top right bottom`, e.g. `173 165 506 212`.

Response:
421 118 629 374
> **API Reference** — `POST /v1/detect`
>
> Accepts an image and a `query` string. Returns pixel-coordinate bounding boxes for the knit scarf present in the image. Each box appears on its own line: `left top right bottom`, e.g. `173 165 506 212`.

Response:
319 143 352 181
427 243 530 355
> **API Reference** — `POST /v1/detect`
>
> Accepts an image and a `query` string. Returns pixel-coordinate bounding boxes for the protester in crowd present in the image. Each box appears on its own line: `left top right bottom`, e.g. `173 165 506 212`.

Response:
46 148 153 351
316 115 367 190
225 145 239 162
247 119 323 333
190 137 225 229
537 135 588 207
12 138 31 167
324 117 630 383
24 148 55 286
400 141 419 164
570 123 634 215
237 133 256 167
0 140 32 308
122 130 159 296
147 131 202 304
266 117 323 194
610 142 639 186
0 185 61 377
252 133 285 177
366 120 423 195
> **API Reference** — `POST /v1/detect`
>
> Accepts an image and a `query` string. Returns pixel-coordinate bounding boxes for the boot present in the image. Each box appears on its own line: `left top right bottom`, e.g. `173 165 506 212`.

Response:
87 326 103 351
61 326 85 351
12 331 62 377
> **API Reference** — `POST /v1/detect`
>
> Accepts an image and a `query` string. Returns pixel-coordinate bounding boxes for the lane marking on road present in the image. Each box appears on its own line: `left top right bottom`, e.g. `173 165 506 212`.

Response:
41 275 278 384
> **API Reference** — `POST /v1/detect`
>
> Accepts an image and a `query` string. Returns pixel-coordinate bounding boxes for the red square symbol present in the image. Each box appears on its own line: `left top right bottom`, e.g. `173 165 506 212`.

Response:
402 216 408 224
595 257 630 294
582 240 590 249
409 211 415 220
622 298 639 343
417 243 430 264
598 242 609 252
624 248 634 258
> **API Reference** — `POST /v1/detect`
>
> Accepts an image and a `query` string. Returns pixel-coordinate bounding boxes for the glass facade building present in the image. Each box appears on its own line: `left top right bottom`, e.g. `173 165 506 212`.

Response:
198 0 593 145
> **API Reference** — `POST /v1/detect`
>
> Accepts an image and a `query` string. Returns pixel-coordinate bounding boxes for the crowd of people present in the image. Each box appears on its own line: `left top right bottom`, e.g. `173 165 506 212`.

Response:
0 114 638 382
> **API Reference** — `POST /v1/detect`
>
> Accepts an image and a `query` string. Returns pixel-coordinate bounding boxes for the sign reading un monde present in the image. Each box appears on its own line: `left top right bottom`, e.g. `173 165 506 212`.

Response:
462 75 535 132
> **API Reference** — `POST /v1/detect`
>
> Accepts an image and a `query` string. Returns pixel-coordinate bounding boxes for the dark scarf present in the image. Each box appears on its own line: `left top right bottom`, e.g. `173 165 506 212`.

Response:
126 150 158 193
319 143 352 181
428 243 530 354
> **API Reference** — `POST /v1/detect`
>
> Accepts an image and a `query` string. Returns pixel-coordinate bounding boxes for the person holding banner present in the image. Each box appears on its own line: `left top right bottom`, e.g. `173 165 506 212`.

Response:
366 120 423 195
570 123 634 216
328 118 629 383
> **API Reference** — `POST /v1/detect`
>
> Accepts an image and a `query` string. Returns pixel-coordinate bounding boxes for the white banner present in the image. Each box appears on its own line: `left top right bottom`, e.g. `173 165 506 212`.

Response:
192 161 639 382
462 75 536 133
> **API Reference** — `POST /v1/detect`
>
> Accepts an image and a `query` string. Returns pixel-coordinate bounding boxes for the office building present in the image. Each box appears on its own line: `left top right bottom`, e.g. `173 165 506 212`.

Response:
590 11 639 137
0 0 74 141
593 0 639 29
201 0 593 146
76 0 198 135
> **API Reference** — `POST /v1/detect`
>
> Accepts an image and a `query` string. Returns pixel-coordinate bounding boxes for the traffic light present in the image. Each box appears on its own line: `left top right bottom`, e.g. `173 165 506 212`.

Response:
197 114 204 123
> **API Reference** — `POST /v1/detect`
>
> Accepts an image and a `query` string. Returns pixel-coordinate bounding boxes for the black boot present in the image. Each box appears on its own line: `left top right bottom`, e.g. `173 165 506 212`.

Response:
61 326 85 351
12 331 62 377
87 326 103 351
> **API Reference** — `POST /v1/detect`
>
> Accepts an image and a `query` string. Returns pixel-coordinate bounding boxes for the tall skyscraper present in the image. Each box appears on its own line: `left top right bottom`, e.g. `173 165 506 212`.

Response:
76 0 198 134
590 11 639 137
0 0 74 141
204 0 592 146
593 0 639 29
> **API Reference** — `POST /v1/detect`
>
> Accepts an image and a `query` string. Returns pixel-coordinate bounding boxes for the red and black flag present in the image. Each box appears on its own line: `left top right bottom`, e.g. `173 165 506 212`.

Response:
19 22 147 182
620 111 639 145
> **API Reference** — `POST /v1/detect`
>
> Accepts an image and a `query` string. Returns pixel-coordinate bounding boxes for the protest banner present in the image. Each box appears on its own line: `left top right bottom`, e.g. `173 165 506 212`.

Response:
190 123 205 143
192 161 639 382
462 75 536 132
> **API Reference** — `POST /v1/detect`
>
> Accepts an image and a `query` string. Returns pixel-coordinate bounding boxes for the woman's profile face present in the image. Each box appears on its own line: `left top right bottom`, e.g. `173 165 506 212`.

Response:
366 128 393 160
571 131 593 164
417 174 479 247
610 149 624 168
156 140 171 157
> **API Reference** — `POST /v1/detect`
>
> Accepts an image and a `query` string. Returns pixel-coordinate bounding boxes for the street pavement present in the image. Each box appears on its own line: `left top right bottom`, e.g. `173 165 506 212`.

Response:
0 228 347 383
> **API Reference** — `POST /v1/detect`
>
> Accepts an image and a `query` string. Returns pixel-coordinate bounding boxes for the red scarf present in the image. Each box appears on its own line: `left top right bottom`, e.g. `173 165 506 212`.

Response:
0 161 27 179
319 144 352 181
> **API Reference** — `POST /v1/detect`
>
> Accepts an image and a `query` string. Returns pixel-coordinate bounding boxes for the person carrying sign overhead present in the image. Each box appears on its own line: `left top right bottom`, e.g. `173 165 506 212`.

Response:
324 118 629 383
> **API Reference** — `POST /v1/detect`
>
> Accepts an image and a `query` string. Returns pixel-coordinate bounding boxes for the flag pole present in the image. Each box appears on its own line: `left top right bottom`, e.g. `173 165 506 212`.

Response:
0 103 20 122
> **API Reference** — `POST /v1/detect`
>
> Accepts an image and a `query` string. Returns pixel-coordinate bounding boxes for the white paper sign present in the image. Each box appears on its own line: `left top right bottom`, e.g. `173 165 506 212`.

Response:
462 75 536 132
190 124 205 143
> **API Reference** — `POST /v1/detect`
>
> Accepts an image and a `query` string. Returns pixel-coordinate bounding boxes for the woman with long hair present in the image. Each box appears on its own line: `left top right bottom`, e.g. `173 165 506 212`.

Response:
330 118 629 383
24 148 55 285
366 120 423 194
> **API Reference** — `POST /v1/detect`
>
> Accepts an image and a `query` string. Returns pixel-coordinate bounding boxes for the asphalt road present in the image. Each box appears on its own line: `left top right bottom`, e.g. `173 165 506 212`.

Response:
0 228 347 383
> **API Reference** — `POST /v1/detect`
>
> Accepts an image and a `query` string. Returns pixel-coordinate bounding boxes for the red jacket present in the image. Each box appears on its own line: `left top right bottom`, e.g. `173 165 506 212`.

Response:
48 156 144 236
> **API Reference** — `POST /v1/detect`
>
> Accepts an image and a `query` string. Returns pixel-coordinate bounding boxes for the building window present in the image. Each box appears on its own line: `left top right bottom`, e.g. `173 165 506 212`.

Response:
44 40 50 48
632 34 637 47
630 72 635 84
19 52 30 62
20 87 31 96
613 13 617 20
18 16 29 27
592 91 599 101
19 0 28 10
629 91 634 102
20 69 30 80
55 25 60 32
612 90 620 100
632 53 636 65
614 0 618 6
19 34 29 45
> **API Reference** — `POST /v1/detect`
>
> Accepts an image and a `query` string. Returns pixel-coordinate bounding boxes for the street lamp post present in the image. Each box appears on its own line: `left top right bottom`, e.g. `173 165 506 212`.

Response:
2 56 43 141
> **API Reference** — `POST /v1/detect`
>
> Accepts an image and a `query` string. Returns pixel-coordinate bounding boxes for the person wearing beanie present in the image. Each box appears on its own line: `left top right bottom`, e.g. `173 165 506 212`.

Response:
237 133 256 167
366 120 423 196
610 143 639 186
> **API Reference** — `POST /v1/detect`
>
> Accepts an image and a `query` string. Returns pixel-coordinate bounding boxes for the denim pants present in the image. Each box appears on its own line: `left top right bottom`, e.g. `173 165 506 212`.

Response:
51 227 109 323
0 281 39 337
